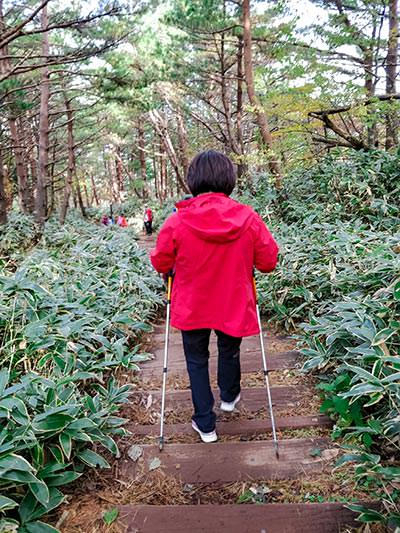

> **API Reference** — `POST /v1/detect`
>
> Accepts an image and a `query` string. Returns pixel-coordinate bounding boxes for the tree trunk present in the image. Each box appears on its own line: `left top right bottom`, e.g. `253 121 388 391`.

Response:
35 4 50 225
175 108 190 178
108 153 120 203
7 119 32 212
386 0 399 149
138 123 147 197
116 147 123 192
0 2 32 213
0 146 7 224
149 110 190 194
236 34 246 184
242 0 282 187
74 176 86 218
60 96 75 224
90 175 100 205
159 137 168 201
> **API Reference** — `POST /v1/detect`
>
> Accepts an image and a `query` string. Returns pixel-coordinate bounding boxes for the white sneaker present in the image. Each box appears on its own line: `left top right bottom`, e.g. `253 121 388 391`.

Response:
191 421 218 443
220 393 241 412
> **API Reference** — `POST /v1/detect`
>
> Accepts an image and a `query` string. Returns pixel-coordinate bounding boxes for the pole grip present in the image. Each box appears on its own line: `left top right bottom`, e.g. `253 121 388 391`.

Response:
167 275 172 302
252 276 257 302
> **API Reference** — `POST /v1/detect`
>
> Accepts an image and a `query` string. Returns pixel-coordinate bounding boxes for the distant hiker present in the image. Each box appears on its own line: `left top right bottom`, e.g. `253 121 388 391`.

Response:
101 214 108 226
150 150 278 443
143 206 153 235
117 213 128 227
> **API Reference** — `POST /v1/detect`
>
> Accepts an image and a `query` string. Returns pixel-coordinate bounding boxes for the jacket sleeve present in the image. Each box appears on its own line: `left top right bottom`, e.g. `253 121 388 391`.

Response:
150 217 176 273
253 214 279 273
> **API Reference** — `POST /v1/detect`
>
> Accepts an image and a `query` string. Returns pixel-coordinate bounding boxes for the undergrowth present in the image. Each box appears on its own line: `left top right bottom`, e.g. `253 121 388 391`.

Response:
246 149 400 530
0 216 162 532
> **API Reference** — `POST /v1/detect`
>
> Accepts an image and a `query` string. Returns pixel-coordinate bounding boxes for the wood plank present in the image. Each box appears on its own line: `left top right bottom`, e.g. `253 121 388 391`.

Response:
143 347 297 368
118 503 361 533
150 331 291 349
132 385 308 410
121 437 335 482
130 414 332 436
140 351 299 376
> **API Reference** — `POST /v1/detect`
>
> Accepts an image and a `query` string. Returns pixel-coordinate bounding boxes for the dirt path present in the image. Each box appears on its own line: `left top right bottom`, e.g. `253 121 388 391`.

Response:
59 235 374 533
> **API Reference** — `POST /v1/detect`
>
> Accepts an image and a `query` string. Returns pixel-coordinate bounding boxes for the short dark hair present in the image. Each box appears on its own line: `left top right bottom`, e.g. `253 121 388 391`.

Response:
186 150 236 196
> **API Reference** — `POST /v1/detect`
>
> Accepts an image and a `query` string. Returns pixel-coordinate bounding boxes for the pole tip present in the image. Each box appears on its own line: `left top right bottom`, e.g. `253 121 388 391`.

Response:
275 444 280 460
159 437 164 452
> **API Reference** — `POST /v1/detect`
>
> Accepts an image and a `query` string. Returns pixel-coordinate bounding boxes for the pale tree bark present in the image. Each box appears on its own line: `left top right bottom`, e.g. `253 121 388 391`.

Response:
175 108 190 178
242 0 282 187
116 147 123 192
35 4 50 225
236 34 246 184
0 146 7 224
60 95 74 224
138 123 147 197
108 155 120 202
7 119 32 212
74 176 86 218
83 183 90 206
149 110 190 193
158 137 168 201
0 5 32 213
386 0 399 149
90 175 100 205
219 4 240 156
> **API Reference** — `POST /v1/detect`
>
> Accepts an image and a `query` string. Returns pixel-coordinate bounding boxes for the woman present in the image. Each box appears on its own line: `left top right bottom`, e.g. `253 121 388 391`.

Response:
143 206 153 235
151 151 278 443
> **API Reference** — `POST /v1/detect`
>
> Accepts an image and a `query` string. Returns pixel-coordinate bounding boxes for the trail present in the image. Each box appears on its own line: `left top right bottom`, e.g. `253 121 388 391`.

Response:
60 234 370 533
115 236 363 532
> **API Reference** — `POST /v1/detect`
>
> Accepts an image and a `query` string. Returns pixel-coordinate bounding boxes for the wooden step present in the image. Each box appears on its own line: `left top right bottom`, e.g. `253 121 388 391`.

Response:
150 330 292 350
130 414 332 436
146 333 295 365
140 350 299 376
132 385 309 410
118 503 361 533
121 437 336 482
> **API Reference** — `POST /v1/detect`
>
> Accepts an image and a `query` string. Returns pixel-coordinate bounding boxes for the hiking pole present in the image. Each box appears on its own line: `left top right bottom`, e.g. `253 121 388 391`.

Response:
159 274 173 451
253 276 280 460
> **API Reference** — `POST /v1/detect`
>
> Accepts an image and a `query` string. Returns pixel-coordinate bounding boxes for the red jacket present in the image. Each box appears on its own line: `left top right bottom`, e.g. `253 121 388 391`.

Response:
144 209 153 222
150 193 278 337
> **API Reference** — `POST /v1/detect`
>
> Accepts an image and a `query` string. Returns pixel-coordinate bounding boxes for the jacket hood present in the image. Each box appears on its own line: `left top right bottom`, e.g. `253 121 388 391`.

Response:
175 193 254 243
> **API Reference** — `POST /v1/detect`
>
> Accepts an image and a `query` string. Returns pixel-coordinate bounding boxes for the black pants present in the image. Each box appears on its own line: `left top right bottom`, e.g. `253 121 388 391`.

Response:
181 329 242 432
144 221 152 234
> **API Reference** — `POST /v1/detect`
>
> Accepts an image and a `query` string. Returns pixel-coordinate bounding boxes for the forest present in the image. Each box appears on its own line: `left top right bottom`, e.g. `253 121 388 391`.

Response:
0 0 399 532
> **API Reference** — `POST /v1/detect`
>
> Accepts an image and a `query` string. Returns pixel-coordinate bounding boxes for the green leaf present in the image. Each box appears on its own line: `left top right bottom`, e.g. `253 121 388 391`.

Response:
0 369 9 395
0 495 18 512
341 383 384 398
59 433 72 460
0 454 35 473
45 471 81 487
32 413 74 433
393 280 400 300
0 470 40 484
24 521 59 533
359 509 385 523
103 508 119 526
29 481 50 506
76 449 110 469
372 328 396 345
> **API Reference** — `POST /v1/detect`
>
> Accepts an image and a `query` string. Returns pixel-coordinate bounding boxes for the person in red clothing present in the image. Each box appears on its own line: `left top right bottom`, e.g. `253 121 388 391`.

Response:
150 151 278 443
117 213 128 227
143 206 153 235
